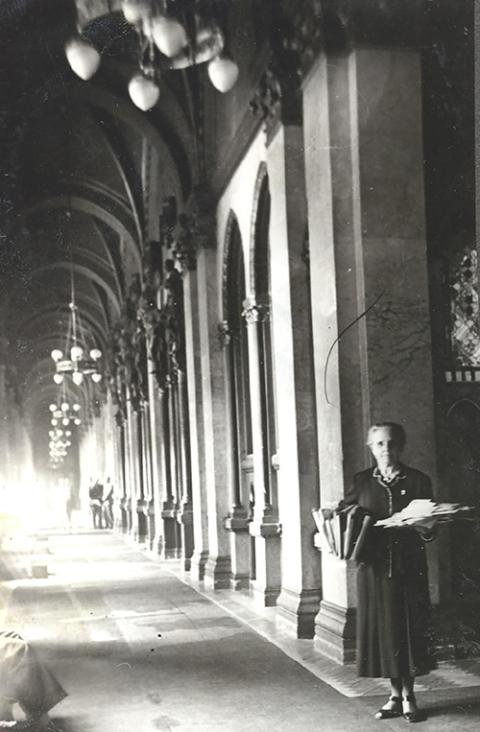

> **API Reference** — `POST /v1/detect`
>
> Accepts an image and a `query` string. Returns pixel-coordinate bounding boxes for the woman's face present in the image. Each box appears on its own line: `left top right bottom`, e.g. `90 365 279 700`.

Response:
368 426 403 466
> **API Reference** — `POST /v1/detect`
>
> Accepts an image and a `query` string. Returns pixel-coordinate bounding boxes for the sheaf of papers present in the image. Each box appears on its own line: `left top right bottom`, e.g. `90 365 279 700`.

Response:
375 499 474 528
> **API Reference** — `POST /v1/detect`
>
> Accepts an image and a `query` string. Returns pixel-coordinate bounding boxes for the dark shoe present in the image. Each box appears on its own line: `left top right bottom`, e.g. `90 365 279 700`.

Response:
374 696 403 720
402 695 425 723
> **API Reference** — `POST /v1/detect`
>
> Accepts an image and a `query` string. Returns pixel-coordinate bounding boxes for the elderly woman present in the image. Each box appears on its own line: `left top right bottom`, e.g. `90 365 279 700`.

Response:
342 422 436 723
0 630 66 730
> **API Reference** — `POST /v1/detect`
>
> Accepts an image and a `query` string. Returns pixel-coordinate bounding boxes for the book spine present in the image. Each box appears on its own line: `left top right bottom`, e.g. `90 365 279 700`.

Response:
350 515 372 563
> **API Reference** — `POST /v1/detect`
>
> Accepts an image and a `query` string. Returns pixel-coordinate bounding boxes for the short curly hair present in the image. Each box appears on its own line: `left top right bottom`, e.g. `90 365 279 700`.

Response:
367 422 406 448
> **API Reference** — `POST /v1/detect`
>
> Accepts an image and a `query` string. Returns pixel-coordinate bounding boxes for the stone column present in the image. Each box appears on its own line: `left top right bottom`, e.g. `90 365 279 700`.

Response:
140 403 155 549
183 265 209 580
196 245 232 588
266 123 322 637
243 302 281 605
126 395 147 542
175 370 194 570
304 50 438 662
161 381 181 558
147 367 166 554
220 322 251 591
122 402 133 533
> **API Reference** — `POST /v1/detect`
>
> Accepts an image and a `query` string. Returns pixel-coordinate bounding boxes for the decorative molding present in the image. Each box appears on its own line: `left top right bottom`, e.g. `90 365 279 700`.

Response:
445 370 480 384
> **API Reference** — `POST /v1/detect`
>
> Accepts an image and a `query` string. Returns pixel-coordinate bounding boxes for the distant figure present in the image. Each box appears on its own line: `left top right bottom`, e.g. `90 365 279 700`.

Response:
88 478 103 530
102 478 114 530
0 630 66 730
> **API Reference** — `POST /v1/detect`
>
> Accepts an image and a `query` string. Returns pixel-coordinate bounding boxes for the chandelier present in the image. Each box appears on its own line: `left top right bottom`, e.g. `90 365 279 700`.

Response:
51 253 103 385
65 0 239 111
48 385 82 467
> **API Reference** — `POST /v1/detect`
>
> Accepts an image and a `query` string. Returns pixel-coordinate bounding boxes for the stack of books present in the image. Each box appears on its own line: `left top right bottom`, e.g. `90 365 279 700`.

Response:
312 505 372 561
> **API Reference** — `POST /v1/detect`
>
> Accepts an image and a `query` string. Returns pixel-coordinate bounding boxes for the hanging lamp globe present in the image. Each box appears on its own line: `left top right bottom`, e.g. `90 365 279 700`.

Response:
121 0 150 25
208 55 239 93
151 16 187 58
70 345 84 361
53 374 64 385
128 73 160 111
72 371 84 386
91 372 102 384
65 37 100 81
51 349 63 362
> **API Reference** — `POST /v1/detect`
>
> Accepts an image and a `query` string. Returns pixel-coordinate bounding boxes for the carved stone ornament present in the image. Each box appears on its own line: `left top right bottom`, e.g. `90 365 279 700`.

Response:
217 320 232 348
172 212 198 271
287 0 324 78
242 299 270 325
249 3 303 138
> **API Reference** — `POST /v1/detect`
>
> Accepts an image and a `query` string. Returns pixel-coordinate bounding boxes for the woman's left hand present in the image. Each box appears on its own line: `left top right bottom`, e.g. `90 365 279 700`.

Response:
412 517 437 540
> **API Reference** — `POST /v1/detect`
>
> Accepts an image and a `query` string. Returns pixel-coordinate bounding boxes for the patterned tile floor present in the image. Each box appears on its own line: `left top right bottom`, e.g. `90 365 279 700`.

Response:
165 560 480 698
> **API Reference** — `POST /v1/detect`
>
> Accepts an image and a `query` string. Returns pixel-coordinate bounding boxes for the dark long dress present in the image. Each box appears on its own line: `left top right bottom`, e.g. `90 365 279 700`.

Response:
343 465 436 678
0 630 67 714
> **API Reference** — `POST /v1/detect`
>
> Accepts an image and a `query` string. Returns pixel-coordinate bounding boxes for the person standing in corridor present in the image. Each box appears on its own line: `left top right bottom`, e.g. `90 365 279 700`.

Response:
341 422 436 723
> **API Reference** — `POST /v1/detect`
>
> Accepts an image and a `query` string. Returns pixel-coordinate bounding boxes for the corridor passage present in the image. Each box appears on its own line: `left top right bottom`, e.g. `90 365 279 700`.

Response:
1 532 479 732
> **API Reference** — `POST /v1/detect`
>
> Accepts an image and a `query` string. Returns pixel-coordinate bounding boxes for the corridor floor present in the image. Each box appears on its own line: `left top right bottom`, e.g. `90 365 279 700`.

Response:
1 532 480 732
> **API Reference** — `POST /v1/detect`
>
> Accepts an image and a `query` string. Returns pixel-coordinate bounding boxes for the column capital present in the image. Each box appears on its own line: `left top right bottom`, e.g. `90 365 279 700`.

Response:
242 299 270 325
162 188 217 272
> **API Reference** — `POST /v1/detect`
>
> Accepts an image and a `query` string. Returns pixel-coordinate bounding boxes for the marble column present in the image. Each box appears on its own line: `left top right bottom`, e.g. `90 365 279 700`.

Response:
303 50 438 662
175 370 194 570
140 404 155 549
220 323 251 591
126 396 147 542
196 246 232 589
162 382 181 558
183 265 209 580
243 302 281 606
266 124 322 636
147 367 166 554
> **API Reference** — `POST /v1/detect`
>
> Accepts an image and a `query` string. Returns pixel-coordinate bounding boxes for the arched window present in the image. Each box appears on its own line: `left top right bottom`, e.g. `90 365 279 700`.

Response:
253 173 278 511
225 215 252 509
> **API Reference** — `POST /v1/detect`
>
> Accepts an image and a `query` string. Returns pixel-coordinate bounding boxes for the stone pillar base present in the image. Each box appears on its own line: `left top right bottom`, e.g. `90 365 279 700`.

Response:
225 508 251 590
314 600 356 665
135 508 148 544
249 528 282 607
178 504 194 571
276 588 322 639
190 550 208 581
251 581 281 607
204 555 232 589
147 500 155 551
162 510 181 558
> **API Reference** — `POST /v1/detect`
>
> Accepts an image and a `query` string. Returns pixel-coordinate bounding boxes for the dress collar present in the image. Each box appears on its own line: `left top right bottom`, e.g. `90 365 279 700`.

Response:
373 464 407 488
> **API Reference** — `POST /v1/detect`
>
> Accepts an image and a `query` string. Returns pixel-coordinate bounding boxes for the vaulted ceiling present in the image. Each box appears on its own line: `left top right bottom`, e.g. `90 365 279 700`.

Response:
0 0 196 462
